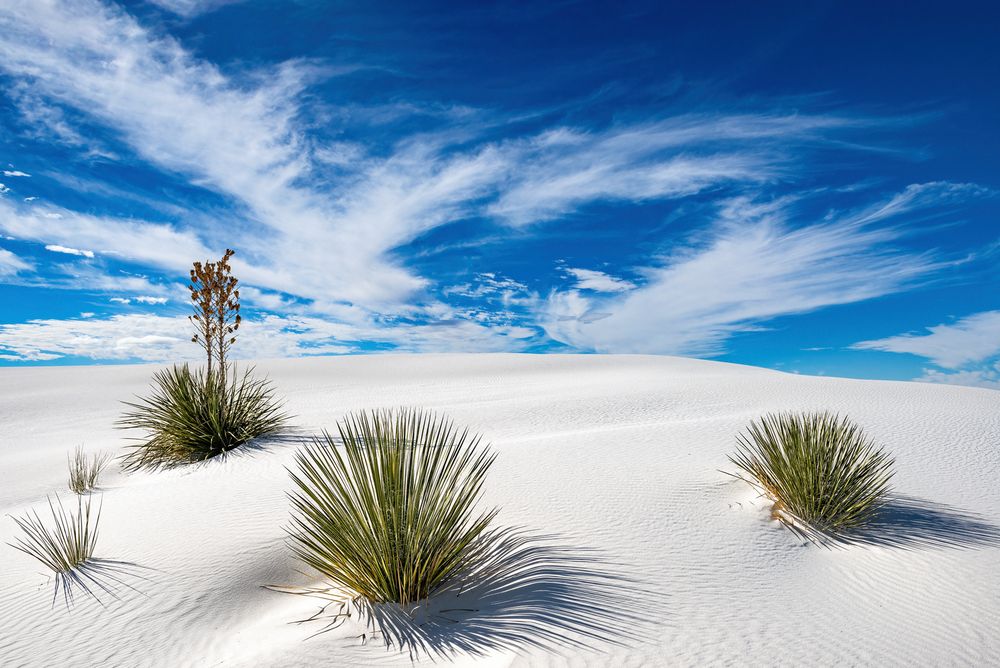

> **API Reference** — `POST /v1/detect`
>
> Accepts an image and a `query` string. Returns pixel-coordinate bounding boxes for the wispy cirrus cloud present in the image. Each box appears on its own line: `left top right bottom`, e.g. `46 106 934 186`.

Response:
45 244 95 258
0 0 902 326
0 247 33 277
145 0 243 17
109 295 168 305
916 366 1000 390
564 267 636 293
2 199 210 273
0 0 991 367
541 185 967 356
486 114 870 226
0 312 537 362
853 309 1000 389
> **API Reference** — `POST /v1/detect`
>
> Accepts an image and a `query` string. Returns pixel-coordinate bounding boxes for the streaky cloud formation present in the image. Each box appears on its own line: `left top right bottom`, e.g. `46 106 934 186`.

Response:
0 1 995 388
145 0 242 17
541 185 963 356
0 247 33 277
855 310 1000 388
564 268 637 293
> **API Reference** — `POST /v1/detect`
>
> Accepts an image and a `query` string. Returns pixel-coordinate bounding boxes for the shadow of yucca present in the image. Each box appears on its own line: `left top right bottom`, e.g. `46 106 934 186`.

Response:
286 530 663 661
44 558 154 609
785 495 1000 549
10 494 156 609
181 431 310 470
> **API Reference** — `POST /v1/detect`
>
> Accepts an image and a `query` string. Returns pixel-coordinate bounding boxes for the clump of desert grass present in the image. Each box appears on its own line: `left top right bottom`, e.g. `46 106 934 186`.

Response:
9 495 101 603
728 411 895 533
117 363 287 471
68 445 111 494
282 408 503 616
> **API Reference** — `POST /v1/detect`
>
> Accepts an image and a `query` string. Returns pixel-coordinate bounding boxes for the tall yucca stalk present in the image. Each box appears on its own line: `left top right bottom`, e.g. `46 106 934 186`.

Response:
118 363 287 471
189 248 241 386
729 411 895 532
287 408 499 607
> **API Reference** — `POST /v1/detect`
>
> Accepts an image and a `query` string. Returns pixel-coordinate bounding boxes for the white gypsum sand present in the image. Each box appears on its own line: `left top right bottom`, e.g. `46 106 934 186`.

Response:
1 354 998 666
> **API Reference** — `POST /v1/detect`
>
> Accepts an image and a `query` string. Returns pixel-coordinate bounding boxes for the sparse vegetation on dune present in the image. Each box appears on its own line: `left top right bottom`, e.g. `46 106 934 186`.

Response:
729 411 895 533
68 446 110 494
286 408 502 607
118 363 287 471
117 249 288 471
10 495 100 580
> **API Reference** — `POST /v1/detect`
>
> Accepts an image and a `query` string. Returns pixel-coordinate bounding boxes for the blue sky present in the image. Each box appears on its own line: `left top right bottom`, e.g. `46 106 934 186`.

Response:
0 1 998 388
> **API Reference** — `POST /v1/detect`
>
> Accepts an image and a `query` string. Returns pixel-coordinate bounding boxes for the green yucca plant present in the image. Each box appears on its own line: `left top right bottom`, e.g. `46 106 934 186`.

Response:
118 363 288 471
729 411 895 533
10 495 100 582
68 445 111 494
286 408 500 607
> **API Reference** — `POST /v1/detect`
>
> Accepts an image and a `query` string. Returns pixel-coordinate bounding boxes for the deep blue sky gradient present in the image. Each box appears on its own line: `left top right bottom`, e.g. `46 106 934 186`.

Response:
0 1 997 387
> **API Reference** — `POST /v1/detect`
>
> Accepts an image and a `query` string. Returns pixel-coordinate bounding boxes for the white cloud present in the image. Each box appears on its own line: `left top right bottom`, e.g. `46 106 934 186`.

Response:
444 273 530 301
3 170 30 177
46 265 178 297
109 297 131 304
0 0 482 310
0 247 33 277
854 310 1000 369
916 366 1000 390
565 267 636 292
6 82 114 157
134 295 168 305
541 187 949 355
0 183 9 194
0 1 985 366
3 200 209 271
145 0 242 18
486 114 870 226
0 313 537 362
0 1 911 318
45 244 95 258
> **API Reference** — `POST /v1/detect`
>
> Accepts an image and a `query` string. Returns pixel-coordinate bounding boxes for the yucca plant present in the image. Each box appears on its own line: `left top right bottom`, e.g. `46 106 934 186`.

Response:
286 408 500 608
10 495 101 601
68 445 111 494
118 363 288 471
728 411 895 533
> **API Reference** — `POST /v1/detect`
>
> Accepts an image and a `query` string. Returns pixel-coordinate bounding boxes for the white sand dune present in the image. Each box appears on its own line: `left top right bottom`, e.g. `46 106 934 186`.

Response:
1 354 999 666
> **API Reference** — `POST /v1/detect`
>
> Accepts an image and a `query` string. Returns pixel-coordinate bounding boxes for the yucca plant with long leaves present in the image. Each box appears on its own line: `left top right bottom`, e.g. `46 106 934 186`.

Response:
286 408 500 608
10 495 100 582
68 445 111 494
118 363 288 471
729 411 895 533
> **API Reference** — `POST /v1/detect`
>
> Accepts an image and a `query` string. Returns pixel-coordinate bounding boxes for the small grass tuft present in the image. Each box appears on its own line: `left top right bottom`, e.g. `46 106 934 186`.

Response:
286 408 501 608
117 363 288 471
10 494 100 578
68 445 111 494
728 411 895 533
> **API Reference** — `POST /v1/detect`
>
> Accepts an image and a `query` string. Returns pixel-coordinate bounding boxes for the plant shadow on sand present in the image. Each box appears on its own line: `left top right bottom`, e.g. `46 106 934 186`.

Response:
44 558 155 609
286 531 664 661
788 495 1000 549
180 432 309 469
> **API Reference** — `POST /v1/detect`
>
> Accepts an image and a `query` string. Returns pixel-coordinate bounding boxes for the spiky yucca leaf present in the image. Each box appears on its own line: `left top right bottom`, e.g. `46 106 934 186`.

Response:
729 412 895 532
287 408 499 606
118 363 288 471
10 495 100 576
68 445 111 494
